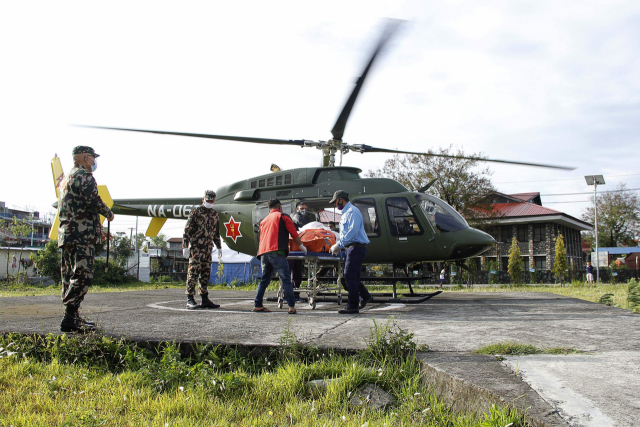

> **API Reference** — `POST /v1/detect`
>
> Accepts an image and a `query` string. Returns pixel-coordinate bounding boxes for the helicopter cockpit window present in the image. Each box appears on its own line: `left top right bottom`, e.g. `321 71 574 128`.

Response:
352 198 381 237
385 197 423 237
415 194 468 233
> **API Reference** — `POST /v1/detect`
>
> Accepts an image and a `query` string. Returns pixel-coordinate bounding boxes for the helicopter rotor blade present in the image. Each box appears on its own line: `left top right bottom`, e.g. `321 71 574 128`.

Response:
352 144 576 170
330 19 403 141
73 125 307 147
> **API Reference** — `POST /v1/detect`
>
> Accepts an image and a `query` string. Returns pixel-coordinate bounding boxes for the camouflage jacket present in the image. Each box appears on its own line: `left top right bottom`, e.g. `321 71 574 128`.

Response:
182 205 222 253
57 166 112 247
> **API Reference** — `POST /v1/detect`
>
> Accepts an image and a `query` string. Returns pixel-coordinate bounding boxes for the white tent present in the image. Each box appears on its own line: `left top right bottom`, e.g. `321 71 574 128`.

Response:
210 242 261 285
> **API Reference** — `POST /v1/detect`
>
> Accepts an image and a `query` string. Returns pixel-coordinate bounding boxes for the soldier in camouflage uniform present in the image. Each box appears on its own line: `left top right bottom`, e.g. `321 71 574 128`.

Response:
182 190 222 309
58 146 114 332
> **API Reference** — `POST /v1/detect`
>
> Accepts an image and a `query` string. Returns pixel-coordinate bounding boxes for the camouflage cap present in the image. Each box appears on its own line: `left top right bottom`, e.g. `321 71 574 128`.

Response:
204 190 216 201
72 146 100 158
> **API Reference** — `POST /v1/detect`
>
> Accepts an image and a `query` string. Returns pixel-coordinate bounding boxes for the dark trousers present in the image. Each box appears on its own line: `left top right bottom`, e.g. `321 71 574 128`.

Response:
255 253 295 308
344 246 370 310
288 259 303 289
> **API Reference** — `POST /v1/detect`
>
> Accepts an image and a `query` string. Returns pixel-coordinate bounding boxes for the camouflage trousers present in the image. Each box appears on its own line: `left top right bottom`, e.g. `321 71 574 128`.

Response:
60 244 95 307
186 252 212 296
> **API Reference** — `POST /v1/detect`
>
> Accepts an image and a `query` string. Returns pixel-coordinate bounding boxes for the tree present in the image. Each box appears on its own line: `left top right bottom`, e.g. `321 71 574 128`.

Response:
8 217 33 281
508 237 523 285
367 145 496 218
581 183 640 247
151 234 167 249
30 240 61 283
552 233 568 284
111 233 133 266
134 233 147 251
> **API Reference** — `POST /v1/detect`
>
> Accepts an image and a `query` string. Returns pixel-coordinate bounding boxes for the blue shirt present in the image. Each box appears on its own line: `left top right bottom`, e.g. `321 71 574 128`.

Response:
586 265 593 274
337 202 370 248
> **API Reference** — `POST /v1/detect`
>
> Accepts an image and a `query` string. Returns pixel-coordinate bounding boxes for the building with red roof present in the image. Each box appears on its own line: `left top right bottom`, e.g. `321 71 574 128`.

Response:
472 192 592 273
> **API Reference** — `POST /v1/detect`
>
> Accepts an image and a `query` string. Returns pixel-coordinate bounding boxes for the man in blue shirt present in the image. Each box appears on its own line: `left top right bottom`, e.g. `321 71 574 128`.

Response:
329 190 372 314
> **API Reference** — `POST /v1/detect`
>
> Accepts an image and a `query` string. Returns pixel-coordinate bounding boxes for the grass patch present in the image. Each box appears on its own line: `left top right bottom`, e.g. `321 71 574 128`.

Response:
0 319 530 426
476 341 583 356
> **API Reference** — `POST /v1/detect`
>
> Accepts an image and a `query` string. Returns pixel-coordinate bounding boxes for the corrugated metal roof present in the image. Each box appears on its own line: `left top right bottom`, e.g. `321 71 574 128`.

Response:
491 202 561 217
508 192 540 202
319 210 342 223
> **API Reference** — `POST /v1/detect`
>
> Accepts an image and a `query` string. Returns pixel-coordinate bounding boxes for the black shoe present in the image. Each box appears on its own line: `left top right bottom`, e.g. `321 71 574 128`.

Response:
60 315 96 333
359 296 373 310
75 307 96 327
186 295 200 310
338 308 360 314
200 294 220 309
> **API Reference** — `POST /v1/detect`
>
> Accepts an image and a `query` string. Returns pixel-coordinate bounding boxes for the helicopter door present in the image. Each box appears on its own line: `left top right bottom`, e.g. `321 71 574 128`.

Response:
351 198 389 261
384 196 439 261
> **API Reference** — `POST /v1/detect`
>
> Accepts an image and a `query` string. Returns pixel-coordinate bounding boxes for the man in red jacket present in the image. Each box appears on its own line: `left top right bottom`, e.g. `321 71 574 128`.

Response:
254 198 307 314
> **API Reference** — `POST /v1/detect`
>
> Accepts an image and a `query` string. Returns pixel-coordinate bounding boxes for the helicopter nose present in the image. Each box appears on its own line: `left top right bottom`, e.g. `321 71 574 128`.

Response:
442 228 496 260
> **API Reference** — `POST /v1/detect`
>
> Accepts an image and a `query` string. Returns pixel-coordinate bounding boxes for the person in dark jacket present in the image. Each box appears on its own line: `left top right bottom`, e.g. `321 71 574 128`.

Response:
254 199 307 314
289 202 315 299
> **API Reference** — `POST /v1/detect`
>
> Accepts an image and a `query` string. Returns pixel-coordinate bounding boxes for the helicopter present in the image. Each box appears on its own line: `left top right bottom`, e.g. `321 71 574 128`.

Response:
56 20 573 269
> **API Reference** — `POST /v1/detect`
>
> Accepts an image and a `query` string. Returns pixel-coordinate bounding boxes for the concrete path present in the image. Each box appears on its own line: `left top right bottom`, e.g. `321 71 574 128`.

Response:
1 289 638 426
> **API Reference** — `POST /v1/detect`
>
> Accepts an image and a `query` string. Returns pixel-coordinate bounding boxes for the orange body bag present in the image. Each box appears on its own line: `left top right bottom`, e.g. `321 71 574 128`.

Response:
289 229 337 253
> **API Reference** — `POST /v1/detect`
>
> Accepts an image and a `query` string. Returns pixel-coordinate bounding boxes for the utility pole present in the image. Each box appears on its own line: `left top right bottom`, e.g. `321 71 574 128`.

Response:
127 227 134 272
585 175 605 283
136 216 140 280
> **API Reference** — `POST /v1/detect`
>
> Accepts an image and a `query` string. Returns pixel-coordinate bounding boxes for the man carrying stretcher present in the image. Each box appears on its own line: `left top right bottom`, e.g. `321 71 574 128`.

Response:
253 198 307 314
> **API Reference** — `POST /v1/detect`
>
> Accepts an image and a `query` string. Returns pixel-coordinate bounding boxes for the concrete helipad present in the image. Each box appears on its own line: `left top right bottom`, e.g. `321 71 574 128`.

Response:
1 289 639 426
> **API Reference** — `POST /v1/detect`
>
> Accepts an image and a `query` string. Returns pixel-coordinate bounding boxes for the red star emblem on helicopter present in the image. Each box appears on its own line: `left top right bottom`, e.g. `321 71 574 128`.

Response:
224 216 242 243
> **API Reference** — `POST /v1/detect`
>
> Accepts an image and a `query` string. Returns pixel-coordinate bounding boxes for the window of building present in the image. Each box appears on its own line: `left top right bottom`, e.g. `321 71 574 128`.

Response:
534 256 546 270
501 257 509 271
517 225 529 242
352 198 381 237
385 197 423 236
284 174 292 185
250 181 257 189
501 226 513 243
533 224 546 242
258 179 265 187
523 257 530 271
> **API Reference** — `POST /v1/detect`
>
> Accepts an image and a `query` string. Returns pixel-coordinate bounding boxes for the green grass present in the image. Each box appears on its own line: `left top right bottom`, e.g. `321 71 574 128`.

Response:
475 341 583 356
0 320 529 427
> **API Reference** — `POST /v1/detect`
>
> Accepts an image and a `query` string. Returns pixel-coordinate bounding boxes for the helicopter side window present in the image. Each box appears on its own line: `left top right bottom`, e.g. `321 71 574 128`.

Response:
250 181 257 189
415 194 468 233
259 179 265 187
352 198 381 237
267 177 274 187
276 175 283 185
284 174 292 185
385 197 423 237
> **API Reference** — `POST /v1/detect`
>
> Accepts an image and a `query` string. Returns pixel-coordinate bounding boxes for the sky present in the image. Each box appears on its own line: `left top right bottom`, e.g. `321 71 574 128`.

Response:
1 0 639 239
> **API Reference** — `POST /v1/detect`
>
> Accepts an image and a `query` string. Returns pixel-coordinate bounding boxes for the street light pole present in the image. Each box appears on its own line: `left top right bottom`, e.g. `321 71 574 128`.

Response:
585 175 605 283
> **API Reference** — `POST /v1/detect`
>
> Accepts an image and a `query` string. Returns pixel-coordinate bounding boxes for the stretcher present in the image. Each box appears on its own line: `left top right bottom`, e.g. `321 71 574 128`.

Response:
266 251 344 309
266 251 442 309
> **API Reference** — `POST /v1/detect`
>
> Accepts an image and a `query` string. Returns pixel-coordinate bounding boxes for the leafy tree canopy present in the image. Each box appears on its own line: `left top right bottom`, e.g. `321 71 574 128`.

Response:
367 145 496 218
581 183 640 247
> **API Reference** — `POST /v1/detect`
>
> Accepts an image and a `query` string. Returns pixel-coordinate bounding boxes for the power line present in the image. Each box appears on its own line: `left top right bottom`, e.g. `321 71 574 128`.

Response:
541 187 640 197
495 173 640 184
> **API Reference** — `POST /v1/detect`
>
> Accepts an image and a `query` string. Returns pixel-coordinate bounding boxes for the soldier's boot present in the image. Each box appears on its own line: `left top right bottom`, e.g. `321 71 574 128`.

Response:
186 295 200 310
60 305 95 333
76 306 96 327
200 293 220 309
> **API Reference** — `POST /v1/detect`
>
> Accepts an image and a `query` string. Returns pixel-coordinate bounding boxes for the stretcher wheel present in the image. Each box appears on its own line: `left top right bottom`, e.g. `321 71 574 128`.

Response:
277 297 283 309
338 295 342 305
309 297 316 309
